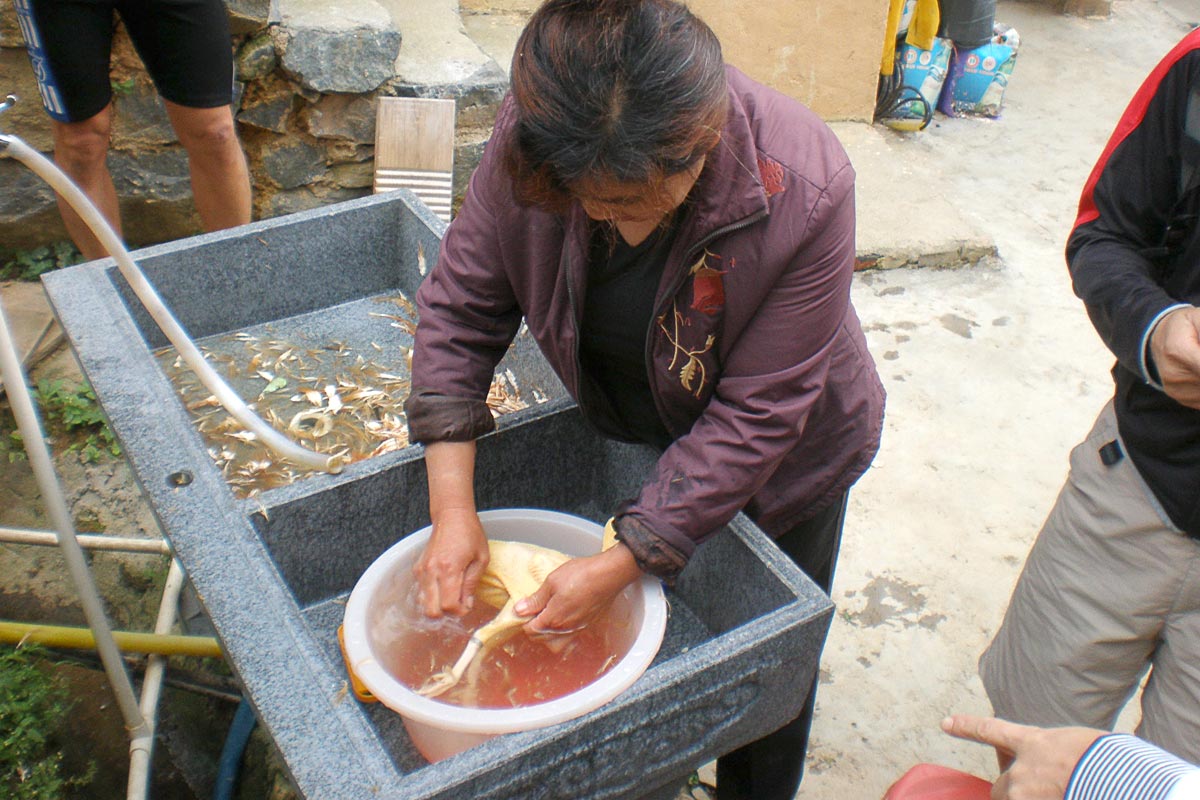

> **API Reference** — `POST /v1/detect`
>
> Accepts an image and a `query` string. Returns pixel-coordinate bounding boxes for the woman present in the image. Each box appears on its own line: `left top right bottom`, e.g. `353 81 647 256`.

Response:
405 0 885 796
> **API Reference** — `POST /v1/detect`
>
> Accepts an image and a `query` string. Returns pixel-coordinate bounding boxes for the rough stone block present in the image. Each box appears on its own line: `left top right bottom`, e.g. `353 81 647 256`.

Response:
107 148 192 201
112 84 176 147
273 0 401 94
43 192 834 800
303 93 377 143
0 50 55 152
237 76 296 134
329 160 375 189
260 138 325 189
264 184 369 216
236 33 278 82
0 0 23 48
0 156 57 222
453 136 488 201
226 0 272 34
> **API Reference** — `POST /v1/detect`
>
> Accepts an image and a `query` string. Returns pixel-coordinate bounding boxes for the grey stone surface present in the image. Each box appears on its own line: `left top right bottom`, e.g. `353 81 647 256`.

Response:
0 0 23 47
236 33 279 82
274 0 401 94
0 156 56 221
43 191 834 800
107 149 192 200
112 85 177 147
226 0 272 34
265 185 370 216
303 93 377 143
0 50 56 152
237 89 295 134
261 138 325 189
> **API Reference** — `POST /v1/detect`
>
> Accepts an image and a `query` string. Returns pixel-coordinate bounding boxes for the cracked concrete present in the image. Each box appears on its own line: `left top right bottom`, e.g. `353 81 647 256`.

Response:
806 2 1193 796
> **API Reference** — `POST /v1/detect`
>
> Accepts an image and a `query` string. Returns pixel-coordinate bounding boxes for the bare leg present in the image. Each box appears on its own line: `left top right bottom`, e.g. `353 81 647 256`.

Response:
163 101 251 231
50 105 121 261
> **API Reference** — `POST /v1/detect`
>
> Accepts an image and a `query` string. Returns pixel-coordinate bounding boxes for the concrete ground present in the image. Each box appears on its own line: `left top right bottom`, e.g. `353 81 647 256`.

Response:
1 0 1196 796
808 1 1196 797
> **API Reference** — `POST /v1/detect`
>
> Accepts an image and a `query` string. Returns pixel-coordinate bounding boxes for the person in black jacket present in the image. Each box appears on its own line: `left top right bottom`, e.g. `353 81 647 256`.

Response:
979 28 1200 764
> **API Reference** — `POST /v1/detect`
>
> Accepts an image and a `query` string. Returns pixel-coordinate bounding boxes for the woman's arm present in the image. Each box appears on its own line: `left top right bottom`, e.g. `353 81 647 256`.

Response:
412 440 490 617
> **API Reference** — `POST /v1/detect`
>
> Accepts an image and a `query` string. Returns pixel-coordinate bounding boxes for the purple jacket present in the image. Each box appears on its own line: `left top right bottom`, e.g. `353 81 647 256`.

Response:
406 67 885 581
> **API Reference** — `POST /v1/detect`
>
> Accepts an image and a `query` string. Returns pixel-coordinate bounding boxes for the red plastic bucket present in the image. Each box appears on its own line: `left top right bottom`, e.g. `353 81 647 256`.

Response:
883 764 992 800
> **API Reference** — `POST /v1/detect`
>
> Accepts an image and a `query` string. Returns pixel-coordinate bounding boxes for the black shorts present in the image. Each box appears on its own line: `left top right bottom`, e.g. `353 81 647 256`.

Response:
16 0 233 123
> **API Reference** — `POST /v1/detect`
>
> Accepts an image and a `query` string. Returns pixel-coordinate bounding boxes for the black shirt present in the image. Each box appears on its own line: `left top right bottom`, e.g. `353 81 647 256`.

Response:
578 222 676 450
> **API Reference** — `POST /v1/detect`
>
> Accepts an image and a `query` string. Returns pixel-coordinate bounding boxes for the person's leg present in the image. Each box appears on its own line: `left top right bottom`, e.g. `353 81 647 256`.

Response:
980 401 1187 734
22 0 121 259
162 101 251 231
49 106 121 259
116 0 250 231
715 493 848 800
1136 549 1200 763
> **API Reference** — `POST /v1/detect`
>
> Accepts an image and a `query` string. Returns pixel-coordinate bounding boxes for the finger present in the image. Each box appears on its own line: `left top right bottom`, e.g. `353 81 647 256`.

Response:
514 585 549 619
415 567 443 618
460 558 486 612
991 769 1010 800
942 715 1026 754
435 569 467 615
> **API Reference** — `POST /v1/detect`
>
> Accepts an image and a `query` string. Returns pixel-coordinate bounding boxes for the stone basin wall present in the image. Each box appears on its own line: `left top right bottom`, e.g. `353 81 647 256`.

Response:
0 0 508 253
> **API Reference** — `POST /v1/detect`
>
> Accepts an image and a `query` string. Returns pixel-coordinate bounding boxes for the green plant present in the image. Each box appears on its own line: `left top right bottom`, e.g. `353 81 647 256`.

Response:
33 379 121 462
1 241 82 281
0 424 25 463
0 645 95 799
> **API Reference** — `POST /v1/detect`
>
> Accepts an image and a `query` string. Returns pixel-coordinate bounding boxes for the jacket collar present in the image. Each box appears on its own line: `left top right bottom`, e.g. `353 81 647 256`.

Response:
680 75 772 247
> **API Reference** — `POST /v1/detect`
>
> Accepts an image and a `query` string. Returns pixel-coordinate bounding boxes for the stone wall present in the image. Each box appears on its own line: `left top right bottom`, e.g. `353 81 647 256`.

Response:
0 0 506 252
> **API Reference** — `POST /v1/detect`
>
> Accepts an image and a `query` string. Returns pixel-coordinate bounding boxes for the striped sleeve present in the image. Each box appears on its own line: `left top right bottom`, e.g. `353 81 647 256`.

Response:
1065 734 1198 800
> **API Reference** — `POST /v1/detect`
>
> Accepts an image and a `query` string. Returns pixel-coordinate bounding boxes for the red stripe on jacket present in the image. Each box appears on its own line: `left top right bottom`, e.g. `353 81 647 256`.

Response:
1074 28 1200 230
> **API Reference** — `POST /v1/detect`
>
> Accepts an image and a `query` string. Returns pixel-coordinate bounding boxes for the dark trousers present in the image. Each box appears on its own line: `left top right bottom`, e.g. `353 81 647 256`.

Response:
714 492 848 800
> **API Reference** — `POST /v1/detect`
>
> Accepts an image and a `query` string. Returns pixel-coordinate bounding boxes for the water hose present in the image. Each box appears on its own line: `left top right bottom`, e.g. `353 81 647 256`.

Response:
0 620 222 658
0 98 340 473
213 698 258 800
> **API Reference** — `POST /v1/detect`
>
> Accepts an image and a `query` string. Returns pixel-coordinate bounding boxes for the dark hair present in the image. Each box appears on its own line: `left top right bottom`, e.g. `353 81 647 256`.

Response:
506 0 728 211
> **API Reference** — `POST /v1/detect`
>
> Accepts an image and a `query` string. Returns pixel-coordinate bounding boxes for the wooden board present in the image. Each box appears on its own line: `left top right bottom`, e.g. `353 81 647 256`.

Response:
373 97 456 221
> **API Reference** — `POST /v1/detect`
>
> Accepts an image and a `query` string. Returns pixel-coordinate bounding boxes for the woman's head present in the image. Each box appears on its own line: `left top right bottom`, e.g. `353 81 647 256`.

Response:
506 0 728 216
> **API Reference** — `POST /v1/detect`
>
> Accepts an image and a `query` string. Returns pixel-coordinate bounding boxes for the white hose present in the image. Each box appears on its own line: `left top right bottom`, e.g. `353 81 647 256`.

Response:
0 131 341 473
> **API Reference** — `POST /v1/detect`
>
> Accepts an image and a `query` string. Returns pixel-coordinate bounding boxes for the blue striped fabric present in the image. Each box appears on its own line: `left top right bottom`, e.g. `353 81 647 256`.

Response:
1065 734 1197 800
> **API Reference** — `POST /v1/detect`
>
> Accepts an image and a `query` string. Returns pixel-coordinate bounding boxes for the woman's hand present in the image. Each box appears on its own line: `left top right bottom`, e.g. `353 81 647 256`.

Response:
413 507 490 617
514 543 643 635
942 714 1105 800
415 440 487 618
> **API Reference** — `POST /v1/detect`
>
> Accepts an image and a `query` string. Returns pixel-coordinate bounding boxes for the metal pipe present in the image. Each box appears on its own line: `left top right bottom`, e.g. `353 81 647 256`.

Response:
0 526 171 554
128 558 187 800
0 619 222 658
0 299 150 740
0 128 340 473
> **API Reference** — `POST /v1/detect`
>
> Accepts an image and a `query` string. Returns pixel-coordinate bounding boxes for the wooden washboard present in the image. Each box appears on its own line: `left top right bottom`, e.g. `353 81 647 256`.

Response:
373 97 456 222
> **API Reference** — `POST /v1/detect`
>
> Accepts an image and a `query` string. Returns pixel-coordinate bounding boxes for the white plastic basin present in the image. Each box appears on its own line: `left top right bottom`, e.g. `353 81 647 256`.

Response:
341 508 668 762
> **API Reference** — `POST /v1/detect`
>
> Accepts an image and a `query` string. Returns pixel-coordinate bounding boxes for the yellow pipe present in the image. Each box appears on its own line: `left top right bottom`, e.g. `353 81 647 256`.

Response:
0 620 223 659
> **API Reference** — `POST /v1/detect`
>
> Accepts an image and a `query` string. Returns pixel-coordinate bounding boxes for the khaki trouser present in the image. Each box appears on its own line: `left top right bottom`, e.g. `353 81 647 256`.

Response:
979 401 1200 763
